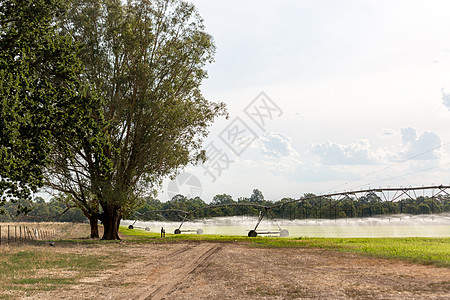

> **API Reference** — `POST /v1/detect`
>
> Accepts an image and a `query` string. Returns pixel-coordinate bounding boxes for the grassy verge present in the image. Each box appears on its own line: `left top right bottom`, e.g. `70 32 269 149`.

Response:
296 237 450 267
119 226 450 268
0 245 114 299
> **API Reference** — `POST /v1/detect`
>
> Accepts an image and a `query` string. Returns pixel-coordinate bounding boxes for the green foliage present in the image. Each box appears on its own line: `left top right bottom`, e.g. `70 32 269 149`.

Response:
50 0 227 239
0 196 87 222
132 191 450 222
249 189 265 204
0 0 107 214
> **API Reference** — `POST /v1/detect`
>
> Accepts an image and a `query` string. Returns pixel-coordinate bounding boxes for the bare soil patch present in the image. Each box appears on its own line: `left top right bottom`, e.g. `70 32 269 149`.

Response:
21 240 450 300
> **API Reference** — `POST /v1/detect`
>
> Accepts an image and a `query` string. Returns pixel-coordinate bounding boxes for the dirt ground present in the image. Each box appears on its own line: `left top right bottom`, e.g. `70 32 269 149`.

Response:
23 240 450 300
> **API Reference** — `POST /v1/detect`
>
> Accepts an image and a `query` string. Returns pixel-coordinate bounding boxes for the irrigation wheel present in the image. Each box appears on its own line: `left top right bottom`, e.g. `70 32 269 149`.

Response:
248 230 257 237
279 229 289 237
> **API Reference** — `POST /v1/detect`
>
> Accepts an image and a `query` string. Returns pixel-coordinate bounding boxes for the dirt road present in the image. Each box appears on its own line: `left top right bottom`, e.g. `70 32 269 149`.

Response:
27 241 450 299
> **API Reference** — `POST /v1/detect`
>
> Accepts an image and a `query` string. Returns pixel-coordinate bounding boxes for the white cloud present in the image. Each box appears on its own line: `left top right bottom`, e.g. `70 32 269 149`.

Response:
259 132 296 158
381 128 394 136
442 89 450 110
400 127 441 160
401 127 417 144
256 132 302 172
310 140 377 165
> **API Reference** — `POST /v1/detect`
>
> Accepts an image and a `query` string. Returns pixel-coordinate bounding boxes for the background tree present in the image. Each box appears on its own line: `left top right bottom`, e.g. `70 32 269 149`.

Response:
48 0 227 239
0 0 106 214
249 189 265 204
210 194 235 216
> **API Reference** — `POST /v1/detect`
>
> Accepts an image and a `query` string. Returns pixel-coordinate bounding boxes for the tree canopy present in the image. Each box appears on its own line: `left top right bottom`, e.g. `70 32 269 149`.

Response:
0 0 106 213
46 0 227 239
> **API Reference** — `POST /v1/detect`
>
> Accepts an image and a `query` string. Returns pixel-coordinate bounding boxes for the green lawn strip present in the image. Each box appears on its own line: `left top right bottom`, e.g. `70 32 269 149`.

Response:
119 226 450 267
306 237 450 266
0 247 114 296
251 237 450 267
119 226 258 243
256 237 450 267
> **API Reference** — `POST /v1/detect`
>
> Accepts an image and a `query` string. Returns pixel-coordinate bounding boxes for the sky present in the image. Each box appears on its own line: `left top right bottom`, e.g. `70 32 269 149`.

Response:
162 0 450 203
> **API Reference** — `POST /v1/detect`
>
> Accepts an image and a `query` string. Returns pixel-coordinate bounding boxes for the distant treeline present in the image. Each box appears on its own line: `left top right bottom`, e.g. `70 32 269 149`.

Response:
1 189 449 223
135 189 450 221
0 197 87 223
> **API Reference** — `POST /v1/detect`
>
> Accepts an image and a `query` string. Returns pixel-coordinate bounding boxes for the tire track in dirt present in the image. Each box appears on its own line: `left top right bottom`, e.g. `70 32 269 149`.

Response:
144 245 194 267
21 242 450 300
141 243 221 300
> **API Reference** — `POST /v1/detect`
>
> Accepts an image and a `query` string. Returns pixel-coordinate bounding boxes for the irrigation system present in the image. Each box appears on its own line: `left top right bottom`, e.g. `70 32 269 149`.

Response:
131 185 450 237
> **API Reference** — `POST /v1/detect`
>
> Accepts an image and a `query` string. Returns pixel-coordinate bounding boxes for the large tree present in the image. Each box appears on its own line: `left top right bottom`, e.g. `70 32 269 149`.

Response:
47 0 226 239
0 0 106 213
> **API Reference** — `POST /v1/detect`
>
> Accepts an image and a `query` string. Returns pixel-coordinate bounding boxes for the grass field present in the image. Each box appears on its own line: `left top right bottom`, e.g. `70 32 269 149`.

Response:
0 245 115 298
119 226 450 268
0 222 448 298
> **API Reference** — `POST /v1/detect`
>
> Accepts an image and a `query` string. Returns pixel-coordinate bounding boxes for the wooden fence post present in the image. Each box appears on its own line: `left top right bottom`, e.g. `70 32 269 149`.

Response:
0 224 2 245
7 225 10 244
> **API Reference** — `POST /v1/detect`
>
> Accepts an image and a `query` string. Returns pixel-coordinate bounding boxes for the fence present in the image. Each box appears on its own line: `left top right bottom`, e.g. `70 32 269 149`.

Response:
0 224 56 245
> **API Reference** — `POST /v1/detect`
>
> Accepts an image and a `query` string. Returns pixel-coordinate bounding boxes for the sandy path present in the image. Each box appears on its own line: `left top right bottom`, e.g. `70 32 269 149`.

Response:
168 244 450 299
26 242 450 300
140 243 221 300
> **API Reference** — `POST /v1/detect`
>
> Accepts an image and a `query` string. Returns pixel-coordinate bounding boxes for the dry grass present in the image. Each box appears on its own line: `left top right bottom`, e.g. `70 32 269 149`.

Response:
0 222 101 241
0 223 118 299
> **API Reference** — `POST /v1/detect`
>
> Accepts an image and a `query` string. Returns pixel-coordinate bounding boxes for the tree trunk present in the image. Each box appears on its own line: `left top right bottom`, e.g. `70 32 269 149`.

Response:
101 206 121 240
88 215 99 239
